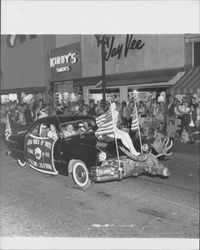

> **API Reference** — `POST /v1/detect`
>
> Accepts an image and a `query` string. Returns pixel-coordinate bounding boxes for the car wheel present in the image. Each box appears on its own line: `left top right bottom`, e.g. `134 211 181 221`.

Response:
17 159 27 167
72 160 91 189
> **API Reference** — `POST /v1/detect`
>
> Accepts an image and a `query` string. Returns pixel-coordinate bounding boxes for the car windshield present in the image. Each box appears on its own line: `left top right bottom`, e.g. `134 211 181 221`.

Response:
59 119 96 138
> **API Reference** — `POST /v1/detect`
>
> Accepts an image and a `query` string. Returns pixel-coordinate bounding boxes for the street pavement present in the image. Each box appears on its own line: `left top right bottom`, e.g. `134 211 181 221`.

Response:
0 136 199 239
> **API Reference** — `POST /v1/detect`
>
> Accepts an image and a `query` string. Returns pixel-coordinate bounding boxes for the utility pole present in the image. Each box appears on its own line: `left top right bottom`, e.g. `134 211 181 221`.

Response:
0 68 3 106
101 36 106 110
95 35 111 110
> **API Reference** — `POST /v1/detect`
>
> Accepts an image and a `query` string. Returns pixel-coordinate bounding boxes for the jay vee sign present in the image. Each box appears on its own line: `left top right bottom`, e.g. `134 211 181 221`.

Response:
95 34 145 61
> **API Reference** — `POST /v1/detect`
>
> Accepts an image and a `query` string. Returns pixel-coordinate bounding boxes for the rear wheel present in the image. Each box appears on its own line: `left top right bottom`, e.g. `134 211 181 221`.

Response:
72 160 91 190
17 159 27 167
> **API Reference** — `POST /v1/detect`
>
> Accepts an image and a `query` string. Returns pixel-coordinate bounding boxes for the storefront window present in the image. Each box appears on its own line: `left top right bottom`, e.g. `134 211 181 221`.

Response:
128 88 166 103
21 92 44 103
1 94 18 103
54 92 80 105
88 88 120 103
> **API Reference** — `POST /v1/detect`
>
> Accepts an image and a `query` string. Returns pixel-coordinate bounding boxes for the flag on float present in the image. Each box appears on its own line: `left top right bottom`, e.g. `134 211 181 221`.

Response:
131 104 140 131
95 107 114 136
5 113 12 140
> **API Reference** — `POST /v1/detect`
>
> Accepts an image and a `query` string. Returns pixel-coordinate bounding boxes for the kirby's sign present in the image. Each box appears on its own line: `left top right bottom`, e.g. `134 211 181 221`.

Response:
50 43 82 81
50 52 78 73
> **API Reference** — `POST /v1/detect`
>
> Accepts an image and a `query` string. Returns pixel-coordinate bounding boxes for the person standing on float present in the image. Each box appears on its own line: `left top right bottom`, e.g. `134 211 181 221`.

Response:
109 102 140 156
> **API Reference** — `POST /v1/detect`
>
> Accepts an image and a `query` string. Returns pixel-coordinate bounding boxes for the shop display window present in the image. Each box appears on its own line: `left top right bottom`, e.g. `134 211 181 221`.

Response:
89 88 120 102
54 92 80 105
128 88 166 103
1 94 18 103
128 89 154 102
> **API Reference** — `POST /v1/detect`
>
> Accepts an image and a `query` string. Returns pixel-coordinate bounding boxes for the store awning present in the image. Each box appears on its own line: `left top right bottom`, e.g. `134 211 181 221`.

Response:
168 67 200 95
74 67 183 88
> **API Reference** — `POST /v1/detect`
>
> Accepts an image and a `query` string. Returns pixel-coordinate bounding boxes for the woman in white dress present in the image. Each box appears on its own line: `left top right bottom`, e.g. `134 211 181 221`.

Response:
109 103 140 156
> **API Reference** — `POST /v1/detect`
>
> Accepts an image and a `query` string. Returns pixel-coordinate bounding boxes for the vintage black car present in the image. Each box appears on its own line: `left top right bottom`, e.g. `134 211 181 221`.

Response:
5 115 171 189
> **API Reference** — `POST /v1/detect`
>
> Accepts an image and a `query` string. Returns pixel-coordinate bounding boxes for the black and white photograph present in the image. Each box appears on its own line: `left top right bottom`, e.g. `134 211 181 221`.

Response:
0 1 199 250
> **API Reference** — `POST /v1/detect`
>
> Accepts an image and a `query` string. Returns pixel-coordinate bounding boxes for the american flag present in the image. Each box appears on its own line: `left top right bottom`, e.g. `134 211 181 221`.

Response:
5 113 12 140
131 104 140 131
95 107 114 136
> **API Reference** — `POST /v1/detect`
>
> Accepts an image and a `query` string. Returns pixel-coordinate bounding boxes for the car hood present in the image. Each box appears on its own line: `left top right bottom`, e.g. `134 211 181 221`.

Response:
76 132 125 158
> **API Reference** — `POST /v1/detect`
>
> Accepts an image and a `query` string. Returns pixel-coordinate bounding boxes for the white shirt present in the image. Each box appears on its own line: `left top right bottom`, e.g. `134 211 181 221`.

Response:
174 106 181 116
179 105 190 114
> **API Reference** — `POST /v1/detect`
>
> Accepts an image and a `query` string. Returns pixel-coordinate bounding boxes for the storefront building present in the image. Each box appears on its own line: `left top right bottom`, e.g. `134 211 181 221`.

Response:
167 34 200 101
49 41 82 105
1 34 199 105
0 35 56 104
74 34 188 104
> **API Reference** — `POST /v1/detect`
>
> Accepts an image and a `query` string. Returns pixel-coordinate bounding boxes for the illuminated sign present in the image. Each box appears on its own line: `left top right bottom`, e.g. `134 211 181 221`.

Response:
50 52 78 72
50 43 82 81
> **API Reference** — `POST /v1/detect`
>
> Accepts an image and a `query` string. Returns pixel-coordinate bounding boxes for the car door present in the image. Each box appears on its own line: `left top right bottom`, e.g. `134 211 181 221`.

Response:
56 137 70 175
58 120 98 173
58 120 86 175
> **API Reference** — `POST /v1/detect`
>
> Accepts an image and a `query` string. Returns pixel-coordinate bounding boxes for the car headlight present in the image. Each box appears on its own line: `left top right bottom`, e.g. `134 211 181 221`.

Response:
98 151 107 162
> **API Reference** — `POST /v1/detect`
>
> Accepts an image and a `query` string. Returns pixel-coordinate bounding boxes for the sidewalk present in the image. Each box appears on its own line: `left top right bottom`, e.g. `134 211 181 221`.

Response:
173 140 200 155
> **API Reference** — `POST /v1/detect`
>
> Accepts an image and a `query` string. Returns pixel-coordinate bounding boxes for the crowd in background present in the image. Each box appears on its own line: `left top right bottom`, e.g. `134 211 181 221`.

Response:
0 93 200 143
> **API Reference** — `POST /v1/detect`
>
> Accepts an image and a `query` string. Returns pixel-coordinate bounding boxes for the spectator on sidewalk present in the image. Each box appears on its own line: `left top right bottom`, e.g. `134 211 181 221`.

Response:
157 100 166 125
120 101 128 128
188 104 197 143
174 99 182 126
195 102 200 127
167 119 177 140
166 95 175 125
88 100 96 117
190 96 198 109
179 102 190 131
24 103 33 125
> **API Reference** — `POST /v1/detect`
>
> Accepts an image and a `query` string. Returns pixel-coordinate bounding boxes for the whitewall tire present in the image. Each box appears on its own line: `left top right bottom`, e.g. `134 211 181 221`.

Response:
72 160 91 189
17 159 27 167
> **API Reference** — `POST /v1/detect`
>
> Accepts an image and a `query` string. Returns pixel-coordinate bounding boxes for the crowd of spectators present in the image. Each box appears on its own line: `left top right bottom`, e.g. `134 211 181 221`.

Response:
1 93 200 143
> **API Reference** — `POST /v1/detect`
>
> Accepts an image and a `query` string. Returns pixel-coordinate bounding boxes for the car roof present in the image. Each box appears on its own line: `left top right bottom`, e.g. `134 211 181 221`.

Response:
37 115 94 127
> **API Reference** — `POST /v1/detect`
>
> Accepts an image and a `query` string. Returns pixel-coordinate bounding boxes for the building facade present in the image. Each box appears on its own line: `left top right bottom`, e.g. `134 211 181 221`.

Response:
1 34 199 105
1 35 56 103
78 34 186 103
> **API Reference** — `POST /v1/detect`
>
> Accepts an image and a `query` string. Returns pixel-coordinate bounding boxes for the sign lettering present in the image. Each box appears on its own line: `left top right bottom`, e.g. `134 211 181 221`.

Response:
50 43 82 81
25 136 58 174
50 52 78 73
50 52 78 67
95 34 145 61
